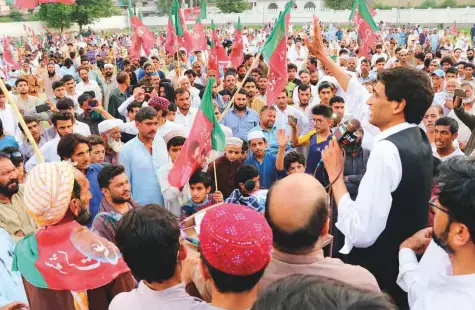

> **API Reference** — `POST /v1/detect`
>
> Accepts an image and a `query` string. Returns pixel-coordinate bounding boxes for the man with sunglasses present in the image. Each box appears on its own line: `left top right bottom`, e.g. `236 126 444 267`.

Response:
398 157 475 309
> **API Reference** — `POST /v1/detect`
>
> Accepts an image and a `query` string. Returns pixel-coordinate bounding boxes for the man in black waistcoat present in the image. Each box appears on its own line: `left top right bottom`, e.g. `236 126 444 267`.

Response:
307 18 434 309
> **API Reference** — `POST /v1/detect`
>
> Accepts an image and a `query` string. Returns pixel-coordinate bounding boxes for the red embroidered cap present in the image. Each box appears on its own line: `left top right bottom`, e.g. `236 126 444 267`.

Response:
148 96 170 110
200 203 273 276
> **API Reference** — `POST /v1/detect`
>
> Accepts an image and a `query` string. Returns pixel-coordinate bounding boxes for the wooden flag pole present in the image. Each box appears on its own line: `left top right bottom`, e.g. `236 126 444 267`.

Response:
0 79 44 163
212 153 219 192
218 52 261 122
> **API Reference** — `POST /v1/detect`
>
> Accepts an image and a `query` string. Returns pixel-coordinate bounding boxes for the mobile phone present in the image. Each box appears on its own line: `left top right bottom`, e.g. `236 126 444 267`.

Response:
143 86 154 93
88 99 98 108
35 103 51 113
288 115 298 127
455 89 467 98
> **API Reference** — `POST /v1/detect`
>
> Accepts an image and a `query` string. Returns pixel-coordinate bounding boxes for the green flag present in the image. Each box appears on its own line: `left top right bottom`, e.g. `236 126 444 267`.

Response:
200 0 207 19
349 0 378 32
172 0 184 36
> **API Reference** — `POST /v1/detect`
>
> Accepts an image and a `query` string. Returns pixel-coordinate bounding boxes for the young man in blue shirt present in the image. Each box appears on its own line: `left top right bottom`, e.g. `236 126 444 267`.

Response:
244 129 287 189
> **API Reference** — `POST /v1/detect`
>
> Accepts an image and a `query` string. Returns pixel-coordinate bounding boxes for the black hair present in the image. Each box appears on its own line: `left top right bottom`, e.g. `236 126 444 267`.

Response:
143 63 152 70
251 274 396 310
311 104 333 118
78 92 94 106
135 107 157 122
201 254 266 293
318 81 333 93
375 57 386 65
98 164 125 189
415 52 425 62
126 101 143 112
241 140 249 152
19 116 39 134
243 77 257 88
440 56 454 67
61 74 75 83
329 96 344 106
159 82 175 103
1 147 24 168
235 164 259 188
188 170 212 188
446 67 458 76
115 204 181 283
15 78 28 87
287 63 298 71
56 97 75 110
87 134 104 146
298 83 311 93
260 105 276 113
51 111 74 127
377 67 434 124
435 116 459 134
435 49 442 59
284 151 305 171
168 101 177 112
465 63 475 70
174 87 191 100
184 69 197 77
57 133 89 160
234 88 248 98
167 136 186 150
52 81 64 90
437 157 475 244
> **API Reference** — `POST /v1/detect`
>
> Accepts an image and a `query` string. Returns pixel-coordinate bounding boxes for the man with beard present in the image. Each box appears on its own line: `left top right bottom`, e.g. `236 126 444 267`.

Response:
18 61 40 97
174 88 197 136
74 56 104 91
432 117 465 161
243 77 265 112
462 63 475 84
273 89 308 140
450 82 475 154
237 65 247 83
257 76 268 102
292 70 318 104
103 64 117 112
219 72 237 96
221 89 259 141
43 61 61 98
119 107 164 206
123 59 137 86
309 69 319 86
250 106 279 154
398 157 475 309
61 75 81 111
13 162 134 310
98 119 124 164
466 48 474 65
0 153 35 241
138 63 154 87
57 133 104 227
76 65 103 103
25 112 74 172
359 59 376 84
347 56 358 72
19 116 53 162
93 164 139 243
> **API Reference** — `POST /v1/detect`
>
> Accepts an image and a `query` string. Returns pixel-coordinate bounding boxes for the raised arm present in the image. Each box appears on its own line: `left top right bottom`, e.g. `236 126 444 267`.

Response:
275 129 288 171
453 96 475 131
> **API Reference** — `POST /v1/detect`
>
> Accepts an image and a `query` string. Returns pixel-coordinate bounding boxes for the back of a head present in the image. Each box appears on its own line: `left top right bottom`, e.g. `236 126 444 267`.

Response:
252 274 396 310
115 204 180 283
265 173 329 254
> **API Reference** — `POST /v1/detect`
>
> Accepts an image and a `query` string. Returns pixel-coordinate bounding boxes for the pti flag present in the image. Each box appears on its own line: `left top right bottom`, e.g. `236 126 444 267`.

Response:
168 78 226 188
230 17 244 68
172 0 193 53
165 8 177 54
3 37 20 70
261 0 292 107
349 0 378 59
130 15 156 57
191 15 207 52
182 0 207 22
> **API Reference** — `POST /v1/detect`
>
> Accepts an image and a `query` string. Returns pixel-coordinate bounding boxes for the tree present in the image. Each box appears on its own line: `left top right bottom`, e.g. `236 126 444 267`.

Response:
216 0 250 13
38 0 120 32
324 0 353 10
38 4 75 32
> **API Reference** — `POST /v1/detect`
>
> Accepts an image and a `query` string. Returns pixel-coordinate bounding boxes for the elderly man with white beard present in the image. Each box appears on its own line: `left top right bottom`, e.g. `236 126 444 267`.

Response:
98 119 124 164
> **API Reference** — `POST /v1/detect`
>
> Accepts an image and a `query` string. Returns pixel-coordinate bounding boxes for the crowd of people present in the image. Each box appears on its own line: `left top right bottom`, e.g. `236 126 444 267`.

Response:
0 15 474 310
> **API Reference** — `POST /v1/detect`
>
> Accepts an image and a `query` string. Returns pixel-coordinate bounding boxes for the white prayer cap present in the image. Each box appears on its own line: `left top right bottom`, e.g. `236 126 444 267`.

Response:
104 63 114 69
226 137 243 147
340 54 349 60
98 119 122 134
247 130 265 142
163 129 185 144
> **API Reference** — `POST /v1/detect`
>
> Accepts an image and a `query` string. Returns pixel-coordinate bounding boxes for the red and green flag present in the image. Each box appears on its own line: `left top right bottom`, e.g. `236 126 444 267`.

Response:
182 0 207 22
130 15 156 57
230 17 244 68
169 78 226 188
349 0 378 59
165 8 177 54
261 0 292 107
191 15 207 52
172 0 193 53
12 220 130 292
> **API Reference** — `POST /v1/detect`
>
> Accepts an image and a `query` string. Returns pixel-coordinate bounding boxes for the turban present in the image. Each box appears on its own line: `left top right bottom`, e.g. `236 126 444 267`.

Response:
200 204 272 276
24 162 75 227
98 119 122 134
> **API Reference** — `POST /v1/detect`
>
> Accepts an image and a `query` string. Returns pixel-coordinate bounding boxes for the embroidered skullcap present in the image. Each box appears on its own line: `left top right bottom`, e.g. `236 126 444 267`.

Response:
163 129 185 144
226 137 243 147
247 130 265 142
98 119 122 134
148 96 170 110
23 162 75 227
200 204 272 276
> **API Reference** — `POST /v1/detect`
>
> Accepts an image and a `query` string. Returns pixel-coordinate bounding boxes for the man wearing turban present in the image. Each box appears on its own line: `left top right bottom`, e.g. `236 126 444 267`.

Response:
12 162 134 310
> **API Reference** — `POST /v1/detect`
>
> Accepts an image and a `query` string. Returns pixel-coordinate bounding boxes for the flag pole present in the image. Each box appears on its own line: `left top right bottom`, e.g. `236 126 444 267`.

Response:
0 79 44 163
212 154 219 192
218 52 261 122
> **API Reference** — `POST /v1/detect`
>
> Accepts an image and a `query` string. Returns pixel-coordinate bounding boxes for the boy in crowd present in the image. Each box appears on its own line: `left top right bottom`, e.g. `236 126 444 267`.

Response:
225 164 265 212
180 171 223 221
284 151 306 175
88 135 106 163
244 130 287 189
239 140 249 161
207 137 243 199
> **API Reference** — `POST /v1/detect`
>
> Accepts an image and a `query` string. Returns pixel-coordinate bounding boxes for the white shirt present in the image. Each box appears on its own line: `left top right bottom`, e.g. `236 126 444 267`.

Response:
25 136 61 172
432 147 465 161
76 80 102 102
292 84 318 105
345 78 381 150
0 104 18 138
152 121 186 171
274 104 308 138
157 162 190 216
336 123 416 254
397 242 475 310
175 108 197 136
447 104 475 143
119 120 138 135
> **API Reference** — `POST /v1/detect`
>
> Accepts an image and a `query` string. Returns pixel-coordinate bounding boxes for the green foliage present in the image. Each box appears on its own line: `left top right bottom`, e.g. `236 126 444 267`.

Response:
324 0 353 10
216 0 250 13
417 0 437 8
38 4 75 31
9 10 25 21
439 0 457 7
37 0 120 31
372 2 396 9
